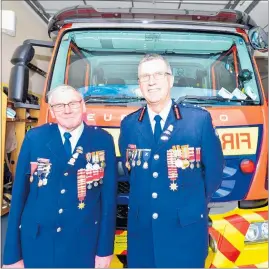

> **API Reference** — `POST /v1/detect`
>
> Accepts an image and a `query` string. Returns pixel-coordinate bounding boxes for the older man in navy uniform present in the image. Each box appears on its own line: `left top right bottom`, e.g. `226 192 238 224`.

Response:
3 85 117 268
119 54 224 268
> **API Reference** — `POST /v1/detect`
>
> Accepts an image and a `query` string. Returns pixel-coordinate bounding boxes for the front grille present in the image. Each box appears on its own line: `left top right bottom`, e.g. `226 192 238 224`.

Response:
116 205 128 228
118 181 130 194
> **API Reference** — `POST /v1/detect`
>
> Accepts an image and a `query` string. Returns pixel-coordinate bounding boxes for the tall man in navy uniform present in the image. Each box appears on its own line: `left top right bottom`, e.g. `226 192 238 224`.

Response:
3 85 117 268
119 54 224 268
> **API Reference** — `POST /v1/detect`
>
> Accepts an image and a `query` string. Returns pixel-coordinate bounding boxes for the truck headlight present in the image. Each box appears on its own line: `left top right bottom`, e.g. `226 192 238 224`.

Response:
245 222 268 243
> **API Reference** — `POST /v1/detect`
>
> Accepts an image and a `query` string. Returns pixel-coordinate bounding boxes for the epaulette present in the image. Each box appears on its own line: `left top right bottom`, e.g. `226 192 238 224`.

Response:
172 104 181 120
138 106 147 122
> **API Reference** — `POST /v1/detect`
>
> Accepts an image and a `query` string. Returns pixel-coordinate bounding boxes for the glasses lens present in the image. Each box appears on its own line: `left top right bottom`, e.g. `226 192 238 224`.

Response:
53 104 64 111
154 72 165 80
69 101 81 109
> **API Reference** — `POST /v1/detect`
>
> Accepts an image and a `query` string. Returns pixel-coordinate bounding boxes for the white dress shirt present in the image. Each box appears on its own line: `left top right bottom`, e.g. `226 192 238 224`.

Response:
147 99 172 134
58 122 84 153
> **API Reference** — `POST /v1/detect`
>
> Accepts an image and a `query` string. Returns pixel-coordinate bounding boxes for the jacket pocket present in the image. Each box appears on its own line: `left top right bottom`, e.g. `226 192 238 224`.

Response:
177 205 205 227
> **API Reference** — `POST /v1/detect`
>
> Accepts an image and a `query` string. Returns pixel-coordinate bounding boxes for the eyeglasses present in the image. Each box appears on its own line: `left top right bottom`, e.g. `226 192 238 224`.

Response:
50 100 82 112
139 72 172 82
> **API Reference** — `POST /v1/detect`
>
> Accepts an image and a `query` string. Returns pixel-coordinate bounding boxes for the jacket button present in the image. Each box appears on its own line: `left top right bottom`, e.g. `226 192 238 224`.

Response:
59 209 63 214
153 172 158 178
61 189 66 194
57 227 62 232
152 192 158 199
152 213 158 219
154 154 159 160
64 172 68 176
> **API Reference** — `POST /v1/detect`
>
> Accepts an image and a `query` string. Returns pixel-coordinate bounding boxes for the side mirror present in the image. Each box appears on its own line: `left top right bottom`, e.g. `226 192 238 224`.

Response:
248 26 268 52
8 43 34 102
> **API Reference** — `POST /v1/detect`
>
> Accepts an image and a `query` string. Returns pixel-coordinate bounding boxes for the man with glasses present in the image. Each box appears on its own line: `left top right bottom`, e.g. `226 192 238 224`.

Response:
119 54 224 268
3 85 117 268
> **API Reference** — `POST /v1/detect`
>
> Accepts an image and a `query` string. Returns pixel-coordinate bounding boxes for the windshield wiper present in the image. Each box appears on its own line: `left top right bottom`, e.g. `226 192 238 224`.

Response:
84 95 145 103
176 95 259 105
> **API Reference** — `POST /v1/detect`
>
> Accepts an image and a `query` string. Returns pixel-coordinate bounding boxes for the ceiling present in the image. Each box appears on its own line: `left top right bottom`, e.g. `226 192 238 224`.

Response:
25 0 268 31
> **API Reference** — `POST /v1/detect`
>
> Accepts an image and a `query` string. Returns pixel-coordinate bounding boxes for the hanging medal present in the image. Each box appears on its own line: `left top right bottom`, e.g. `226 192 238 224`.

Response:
136 150 142 166
99 151 105 184
92 152 100 187
86 168 93 189
77 169 86 209
195 147 201 168
189 147 195 169
167 149 178 191
142 149 151 169
30 162 38 183
181 145 190 169
99 150 106 168
42 163 51 186
175 145 183 168
86 152 92 170
131 150 137 167
125 149 131 170
37 164 44 187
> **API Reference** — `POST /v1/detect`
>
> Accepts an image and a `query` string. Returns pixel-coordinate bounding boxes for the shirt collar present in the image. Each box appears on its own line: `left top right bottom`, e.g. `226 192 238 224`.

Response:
147 99 172 123
58 121 84 140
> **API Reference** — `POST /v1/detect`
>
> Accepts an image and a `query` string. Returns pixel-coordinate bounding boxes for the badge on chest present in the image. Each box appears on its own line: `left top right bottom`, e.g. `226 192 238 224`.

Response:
167 145 202 191
125 147 151 171
77 150 106 210
30 158 52 187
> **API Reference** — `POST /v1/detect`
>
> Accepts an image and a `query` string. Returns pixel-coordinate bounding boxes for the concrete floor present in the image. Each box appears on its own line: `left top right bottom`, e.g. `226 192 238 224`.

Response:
1 214 8 266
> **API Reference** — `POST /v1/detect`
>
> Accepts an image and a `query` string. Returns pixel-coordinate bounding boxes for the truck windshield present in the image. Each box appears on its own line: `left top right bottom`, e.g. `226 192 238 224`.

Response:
49 30 261 105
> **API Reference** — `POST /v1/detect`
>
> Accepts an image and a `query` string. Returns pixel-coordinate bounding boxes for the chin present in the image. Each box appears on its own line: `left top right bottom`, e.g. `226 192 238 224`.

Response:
61 120 81 130
148 98 162 104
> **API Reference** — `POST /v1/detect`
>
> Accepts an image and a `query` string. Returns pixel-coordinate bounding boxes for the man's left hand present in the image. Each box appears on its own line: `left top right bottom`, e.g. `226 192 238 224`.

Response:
95 255 113 268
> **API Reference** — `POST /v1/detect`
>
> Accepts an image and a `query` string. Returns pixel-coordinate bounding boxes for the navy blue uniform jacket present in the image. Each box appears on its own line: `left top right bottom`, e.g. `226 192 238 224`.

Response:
119 102 224 268
3 122 117 268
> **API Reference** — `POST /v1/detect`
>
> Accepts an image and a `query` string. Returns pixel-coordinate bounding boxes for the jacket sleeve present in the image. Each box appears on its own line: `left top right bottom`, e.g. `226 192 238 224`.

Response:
97 134 117 256
201 112 224 203
3 133 31 265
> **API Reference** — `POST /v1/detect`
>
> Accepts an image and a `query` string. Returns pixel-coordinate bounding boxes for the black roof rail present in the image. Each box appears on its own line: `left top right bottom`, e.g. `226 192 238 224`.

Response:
47 5 258 37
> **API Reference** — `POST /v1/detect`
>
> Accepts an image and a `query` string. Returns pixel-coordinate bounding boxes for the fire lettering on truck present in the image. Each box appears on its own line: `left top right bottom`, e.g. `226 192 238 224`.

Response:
216 127 259 156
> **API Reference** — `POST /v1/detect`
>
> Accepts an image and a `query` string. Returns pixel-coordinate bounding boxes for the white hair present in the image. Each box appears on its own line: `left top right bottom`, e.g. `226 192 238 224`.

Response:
47 84 83 104
138 54 172 75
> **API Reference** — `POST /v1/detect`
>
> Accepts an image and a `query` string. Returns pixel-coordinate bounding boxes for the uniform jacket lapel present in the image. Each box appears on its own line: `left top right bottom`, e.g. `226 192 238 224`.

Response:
70 123 88 170
46 124 69 165
136 110 155 148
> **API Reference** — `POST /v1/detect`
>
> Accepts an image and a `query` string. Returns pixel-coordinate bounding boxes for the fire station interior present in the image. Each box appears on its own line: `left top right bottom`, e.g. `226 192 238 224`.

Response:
1 0 268 268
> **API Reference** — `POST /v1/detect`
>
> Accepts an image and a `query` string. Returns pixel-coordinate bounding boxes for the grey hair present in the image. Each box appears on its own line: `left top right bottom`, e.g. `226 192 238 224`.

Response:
138 54 172 75
47 84 83 104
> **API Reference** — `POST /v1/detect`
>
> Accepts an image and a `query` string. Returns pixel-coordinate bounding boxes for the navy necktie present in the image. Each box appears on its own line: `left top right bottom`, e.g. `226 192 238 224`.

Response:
63 132 72 157
154 115 162 142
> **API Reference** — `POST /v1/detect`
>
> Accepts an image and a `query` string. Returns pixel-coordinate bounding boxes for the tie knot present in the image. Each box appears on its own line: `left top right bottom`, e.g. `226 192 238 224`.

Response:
64 132 72 140
154 115 162 123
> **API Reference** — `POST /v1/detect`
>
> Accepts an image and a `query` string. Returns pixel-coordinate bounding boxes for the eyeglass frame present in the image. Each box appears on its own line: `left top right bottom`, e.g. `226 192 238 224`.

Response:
50 100 83 112
138 72 172 82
